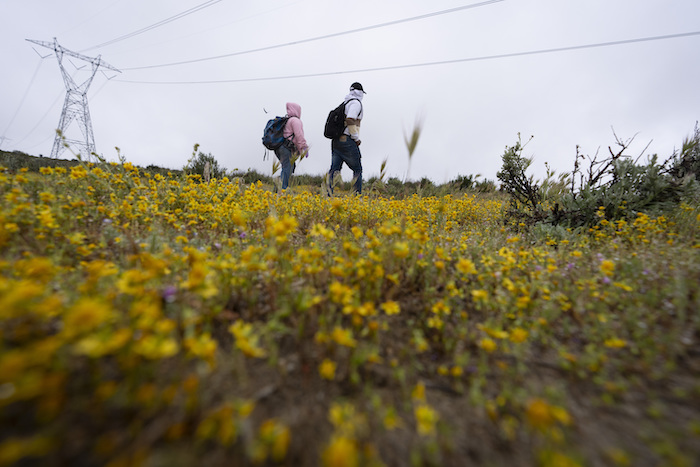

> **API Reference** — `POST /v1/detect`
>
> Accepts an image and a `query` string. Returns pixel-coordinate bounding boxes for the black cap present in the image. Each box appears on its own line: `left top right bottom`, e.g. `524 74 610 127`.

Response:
350 82 366 93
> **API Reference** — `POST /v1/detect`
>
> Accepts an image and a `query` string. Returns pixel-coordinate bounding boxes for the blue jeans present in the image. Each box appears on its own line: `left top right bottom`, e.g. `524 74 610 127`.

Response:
274 141 295 190
329 136 362 194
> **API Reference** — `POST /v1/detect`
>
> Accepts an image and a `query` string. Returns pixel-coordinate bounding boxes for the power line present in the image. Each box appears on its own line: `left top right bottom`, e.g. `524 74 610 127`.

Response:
120 0 506 71
105 0 306 58
81 0 225 52
1 60 44 144
12 65 88 148
0 136 11 150
58 0 125 38
114 30 700 85
12 92 63 147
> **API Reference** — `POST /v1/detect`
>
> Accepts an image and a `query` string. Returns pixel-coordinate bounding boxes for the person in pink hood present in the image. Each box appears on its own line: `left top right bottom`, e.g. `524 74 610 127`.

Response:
275 102 309 190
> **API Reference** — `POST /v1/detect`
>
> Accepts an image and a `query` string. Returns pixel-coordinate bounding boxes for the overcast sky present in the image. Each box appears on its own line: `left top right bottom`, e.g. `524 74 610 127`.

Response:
2 0 699 184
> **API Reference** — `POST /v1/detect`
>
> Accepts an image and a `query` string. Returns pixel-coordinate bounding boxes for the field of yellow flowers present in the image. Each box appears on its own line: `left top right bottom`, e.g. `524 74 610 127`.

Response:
1 162 699 467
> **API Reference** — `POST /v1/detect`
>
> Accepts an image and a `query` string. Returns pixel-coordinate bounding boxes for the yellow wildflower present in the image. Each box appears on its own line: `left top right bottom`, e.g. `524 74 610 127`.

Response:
3 222 19 233
258 419 291 462
319 359 337 380
355 302 376 317
383 408 402 430
322 436 358 467
0 436 52 466
15 257 55 283
229 321 266 358
600 260 615 277
331 326 357 348
393 241 410 259
539 451 582 467
525 398 572 431
471 289 488 301
310 223 335 240
604 338 627 349
411 382 426 403
414 404 439 437
380 300 400 315
431 300 450 315
329 281 354 305
481 325 508 339
612 282 633 292
479 338 497 353
456 258 477 275
426 316 443 330
525 398 554 430
63 298 114 337
509 328 529 343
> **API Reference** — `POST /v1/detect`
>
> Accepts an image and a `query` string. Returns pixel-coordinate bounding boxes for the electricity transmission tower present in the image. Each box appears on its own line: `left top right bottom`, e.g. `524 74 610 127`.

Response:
26 38 120 161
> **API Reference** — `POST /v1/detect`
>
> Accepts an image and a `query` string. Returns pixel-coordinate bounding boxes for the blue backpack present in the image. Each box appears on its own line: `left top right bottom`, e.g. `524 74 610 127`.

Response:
262 116 291 150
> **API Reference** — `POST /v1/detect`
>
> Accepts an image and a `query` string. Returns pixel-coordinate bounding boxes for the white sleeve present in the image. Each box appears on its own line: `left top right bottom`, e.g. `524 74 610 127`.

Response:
345 100 362 120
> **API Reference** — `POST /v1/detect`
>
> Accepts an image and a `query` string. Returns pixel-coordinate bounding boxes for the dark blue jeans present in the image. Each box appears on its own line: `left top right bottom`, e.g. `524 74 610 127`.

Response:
329 136 362 194
274 141 295 190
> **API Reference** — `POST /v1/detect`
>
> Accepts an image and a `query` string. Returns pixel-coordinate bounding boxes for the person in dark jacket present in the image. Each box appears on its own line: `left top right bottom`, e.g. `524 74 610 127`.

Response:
328 82 365 194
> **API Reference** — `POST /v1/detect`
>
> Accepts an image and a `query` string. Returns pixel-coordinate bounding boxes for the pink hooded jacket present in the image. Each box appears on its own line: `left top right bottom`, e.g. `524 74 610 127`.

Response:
283 102 309 155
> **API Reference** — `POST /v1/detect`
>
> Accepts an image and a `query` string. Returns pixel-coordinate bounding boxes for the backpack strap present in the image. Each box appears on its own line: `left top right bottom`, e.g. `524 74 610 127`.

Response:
284 115 295 146
343 97 362 113
344 98 362 119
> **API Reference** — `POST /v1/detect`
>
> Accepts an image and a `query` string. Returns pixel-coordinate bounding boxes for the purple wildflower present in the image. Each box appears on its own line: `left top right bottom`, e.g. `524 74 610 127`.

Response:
162 285 177 303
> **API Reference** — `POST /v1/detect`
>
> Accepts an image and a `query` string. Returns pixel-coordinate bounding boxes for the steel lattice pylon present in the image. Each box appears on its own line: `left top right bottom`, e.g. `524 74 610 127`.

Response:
26 38 120 161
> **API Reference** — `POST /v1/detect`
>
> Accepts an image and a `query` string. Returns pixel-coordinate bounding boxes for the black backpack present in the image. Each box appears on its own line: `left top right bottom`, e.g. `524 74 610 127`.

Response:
323 99 360 139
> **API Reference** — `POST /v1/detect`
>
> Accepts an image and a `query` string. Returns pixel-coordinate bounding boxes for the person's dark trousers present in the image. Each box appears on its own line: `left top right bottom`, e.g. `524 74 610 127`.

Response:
274 141 295 190
328 135 362 194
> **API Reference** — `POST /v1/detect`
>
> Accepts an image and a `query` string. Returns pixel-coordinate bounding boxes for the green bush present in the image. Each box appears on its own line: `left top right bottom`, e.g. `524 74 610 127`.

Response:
293 173 325 187
497 129 700 230
0 150 80 172
227 169 272 186
496 135 546 223
185 150 226 180
451 174 497 193
557 155 685 226
668 122 700 182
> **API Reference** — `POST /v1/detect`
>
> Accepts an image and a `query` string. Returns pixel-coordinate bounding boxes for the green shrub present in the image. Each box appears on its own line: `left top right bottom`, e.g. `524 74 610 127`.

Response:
185 150 226 180
229 169 273 186
497 129 700 230
451 174 497 193
293 173 325 187
474 178 497 193
668 122 700 182
496 135 546 224
0 150 80 172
